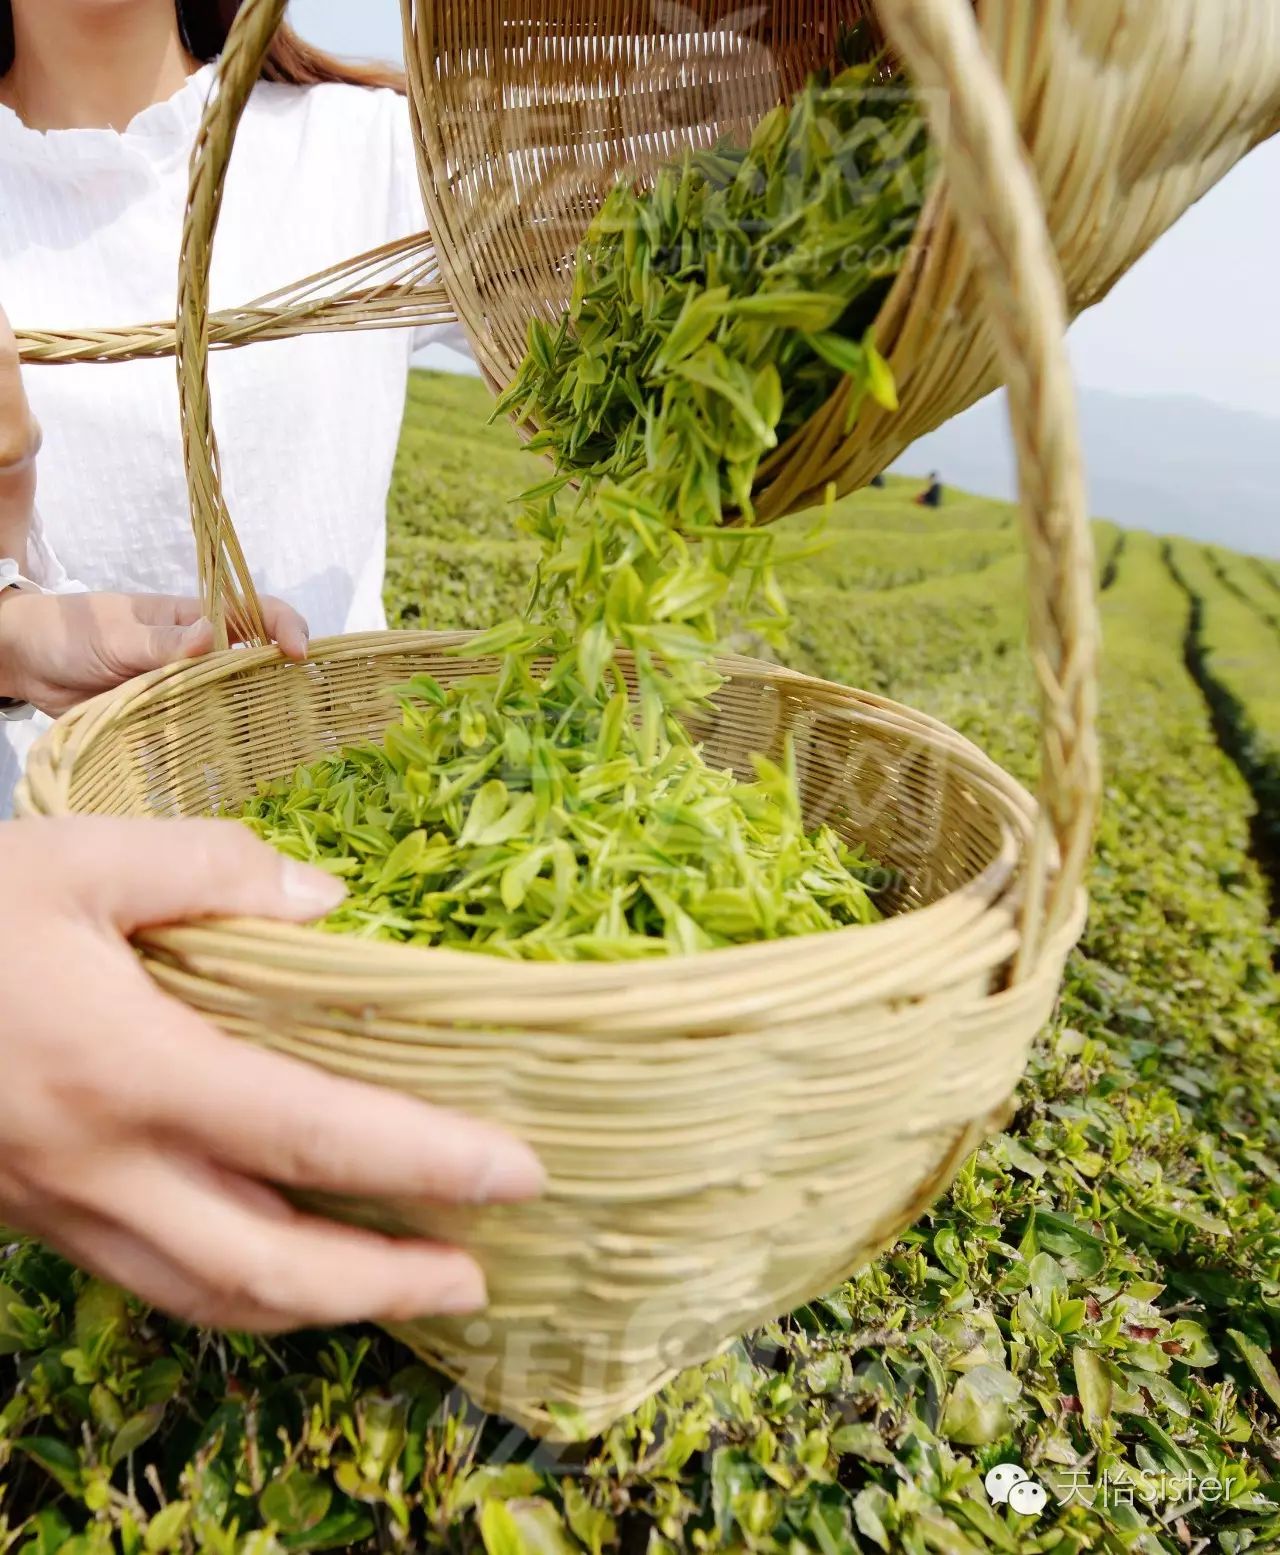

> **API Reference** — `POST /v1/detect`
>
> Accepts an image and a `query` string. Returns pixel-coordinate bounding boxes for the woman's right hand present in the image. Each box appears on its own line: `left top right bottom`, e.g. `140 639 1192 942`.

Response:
0 589 313 716
0 302 40 566
0 817 546 1331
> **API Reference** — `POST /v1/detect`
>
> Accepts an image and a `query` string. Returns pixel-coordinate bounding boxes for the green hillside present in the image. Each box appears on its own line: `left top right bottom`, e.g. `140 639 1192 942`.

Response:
1 373 1277 1555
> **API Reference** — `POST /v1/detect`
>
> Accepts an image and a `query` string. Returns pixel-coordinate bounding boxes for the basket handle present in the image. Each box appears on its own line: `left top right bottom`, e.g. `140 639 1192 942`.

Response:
22 231 453 365
177 0 304 649
181 0 1098 962
876 0 1099 964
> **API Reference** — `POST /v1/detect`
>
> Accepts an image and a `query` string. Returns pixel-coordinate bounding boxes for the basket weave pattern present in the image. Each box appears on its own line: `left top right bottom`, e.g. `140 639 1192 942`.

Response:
28 0 1269 1433
24 635 1081 1429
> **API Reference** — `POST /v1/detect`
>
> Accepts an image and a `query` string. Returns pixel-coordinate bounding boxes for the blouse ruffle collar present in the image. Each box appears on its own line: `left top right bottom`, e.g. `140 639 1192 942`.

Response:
0 63 216 169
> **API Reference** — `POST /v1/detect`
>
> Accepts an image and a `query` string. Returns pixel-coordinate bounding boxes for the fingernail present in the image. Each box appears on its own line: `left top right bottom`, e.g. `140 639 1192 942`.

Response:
281 859 348 917
472 1141 547 1204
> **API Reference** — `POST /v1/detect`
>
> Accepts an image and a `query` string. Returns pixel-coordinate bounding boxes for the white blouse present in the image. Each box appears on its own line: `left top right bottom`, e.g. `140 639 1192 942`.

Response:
0 64 468 812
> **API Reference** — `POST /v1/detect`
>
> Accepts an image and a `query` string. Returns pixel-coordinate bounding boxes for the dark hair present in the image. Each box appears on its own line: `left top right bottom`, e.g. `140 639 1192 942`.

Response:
1 1 406 92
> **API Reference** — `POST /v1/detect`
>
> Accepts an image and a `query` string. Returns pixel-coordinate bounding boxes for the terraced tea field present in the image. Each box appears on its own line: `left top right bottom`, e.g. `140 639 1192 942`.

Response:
1 373 1276 1555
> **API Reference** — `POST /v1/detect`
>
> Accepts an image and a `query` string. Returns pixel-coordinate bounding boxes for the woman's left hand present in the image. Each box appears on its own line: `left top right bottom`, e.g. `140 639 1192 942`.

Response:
0 590 310 717
0 302 41 567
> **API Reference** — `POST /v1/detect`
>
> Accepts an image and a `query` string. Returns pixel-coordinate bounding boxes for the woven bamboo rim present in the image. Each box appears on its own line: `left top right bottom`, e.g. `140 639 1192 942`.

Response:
19 0 1115 1434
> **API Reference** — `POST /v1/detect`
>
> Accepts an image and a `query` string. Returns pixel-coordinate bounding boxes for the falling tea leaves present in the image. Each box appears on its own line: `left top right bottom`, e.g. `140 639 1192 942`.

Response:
240 64 928 961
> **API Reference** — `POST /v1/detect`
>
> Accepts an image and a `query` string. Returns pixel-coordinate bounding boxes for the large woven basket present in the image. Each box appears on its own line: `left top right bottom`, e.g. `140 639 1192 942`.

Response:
19 0 1254 1436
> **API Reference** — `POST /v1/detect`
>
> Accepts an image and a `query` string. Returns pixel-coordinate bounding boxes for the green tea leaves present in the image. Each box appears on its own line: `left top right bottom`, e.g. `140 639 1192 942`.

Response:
577 619 613 696
1072 1345 1115 1426
651 287 730 373
863 335 899 412
1227 1330 1280 1411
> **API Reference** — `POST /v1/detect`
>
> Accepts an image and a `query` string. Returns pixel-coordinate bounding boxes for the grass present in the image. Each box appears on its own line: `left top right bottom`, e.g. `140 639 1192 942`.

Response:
0 373 1276 1555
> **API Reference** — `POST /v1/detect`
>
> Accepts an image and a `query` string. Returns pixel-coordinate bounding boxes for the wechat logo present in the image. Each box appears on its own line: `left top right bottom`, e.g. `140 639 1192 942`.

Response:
986 1464 1049 1518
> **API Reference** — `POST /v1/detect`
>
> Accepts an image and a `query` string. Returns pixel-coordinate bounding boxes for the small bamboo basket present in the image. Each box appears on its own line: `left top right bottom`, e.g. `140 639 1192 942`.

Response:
19 0 1272 1436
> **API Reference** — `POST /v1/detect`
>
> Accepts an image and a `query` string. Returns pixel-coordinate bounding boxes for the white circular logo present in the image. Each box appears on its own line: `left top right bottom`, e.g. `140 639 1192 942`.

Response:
1008 1480 1049 1517
985 1464 1030 1505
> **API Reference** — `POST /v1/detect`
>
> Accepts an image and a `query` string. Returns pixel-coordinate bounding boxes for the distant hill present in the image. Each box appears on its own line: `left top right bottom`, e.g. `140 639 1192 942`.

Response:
893 389 1280 558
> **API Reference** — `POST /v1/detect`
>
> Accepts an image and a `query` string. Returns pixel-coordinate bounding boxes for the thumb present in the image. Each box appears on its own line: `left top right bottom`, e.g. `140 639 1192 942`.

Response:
38 817 347 934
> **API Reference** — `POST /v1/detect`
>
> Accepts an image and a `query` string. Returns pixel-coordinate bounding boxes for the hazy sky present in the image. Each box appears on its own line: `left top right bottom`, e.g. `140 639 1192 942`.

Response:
291 0 1280 422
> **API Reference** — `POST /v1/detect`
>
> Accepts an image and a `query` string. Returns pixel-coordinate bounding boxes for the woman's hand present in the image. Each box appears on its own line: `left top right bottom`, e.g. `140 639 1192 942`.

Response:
0 817 545 1331
0 302 40 566
1 308 310 715
0 590 311 716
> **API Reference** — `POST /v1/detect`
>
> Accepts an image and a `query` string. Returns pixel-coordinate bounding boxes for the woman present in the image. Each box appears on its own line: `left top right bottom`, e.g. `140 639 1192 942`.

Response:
0 0 466 807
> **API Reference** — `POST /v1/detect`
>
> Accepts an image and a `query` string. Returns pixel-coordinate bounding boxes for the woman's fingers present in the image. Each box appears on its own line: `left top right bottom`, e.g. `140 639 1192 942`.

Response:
126 613 214 671
111 953 546 1202
48 1148 489 1327
36 816 347 931
4 817 545 1333
221 594 310 659
257 594 310 660
131 1005 545 1203
39 819 546 1200
29 818 545 1205
19 1196 301 1333
129 593 309 662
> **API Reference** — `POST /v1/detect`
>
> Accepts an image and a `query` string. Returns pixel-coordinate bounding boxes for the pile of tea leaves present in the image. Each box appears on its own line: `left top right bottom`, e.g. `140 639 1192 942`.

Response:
240 62 931 961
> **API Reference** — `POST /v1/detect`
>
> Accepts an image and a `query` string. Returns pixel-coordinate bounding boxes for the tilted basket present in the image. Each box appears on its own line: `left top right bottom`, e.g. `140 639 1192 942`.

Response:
17 0 1275 1436
402 0 1280 522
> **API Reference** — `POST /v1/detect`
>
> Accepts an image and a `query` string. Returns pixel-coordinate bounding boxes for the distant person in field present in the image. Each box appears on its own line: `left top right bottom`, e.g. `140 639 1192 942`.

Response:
915 472 944 509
